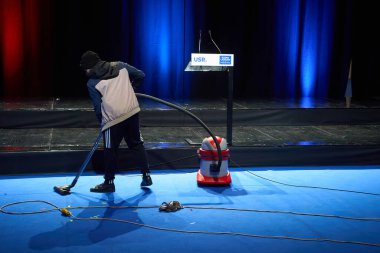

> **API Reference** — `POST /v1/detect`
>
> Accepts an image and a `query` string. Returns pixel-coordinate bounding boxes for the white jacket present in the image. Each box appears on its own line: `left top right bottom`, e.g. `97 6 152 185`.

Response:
96 69 140 131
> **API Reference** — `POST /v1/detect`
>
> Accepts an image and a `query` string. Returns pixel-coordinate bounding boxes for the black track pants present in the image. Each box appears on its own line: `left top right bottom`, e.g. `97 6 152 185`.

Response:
102 113 149 180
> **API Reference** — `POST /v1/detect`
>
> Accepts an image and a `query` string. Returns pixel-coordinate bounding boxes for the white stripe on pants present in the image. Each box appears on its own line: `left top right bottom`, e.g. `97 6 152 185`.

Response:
104 128 111 148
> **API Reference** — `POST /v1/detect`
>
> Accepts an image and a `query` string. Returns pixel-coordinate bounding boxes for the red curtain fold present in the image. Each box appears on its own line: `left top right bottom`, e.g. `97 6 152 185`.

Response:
1 0 24 97
0 0 52 98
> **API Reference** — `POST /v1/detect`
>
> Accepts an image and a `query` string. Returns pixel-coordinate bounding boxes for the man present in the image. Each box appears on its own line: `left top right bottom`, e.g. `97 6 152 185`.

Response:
80 50 152 192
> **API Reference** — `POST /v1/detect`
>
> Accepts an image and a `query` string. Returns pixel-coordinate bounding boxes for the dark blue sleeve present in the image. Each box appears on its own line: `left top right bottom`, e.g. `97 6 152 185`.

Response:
87 79 102 123
121 62 145 88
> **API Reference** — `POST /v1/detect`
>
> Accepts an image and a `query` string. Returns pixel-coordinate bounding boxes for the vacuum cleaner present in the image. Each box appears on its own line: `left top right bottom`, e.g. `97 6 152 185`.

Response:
197 136 231 185
54 93 223 195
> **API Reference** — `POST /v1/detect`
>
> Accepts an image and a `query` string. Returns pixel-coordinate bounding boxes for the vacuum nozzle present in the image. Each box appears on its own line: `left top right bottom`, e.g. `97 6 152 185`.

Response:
54 185 72 196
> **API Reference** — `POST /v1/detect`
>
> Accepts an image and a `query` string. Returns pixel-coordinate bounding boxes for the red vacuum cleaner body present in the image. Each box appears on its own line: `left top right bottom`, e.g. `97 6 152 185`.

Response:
197 136 231 185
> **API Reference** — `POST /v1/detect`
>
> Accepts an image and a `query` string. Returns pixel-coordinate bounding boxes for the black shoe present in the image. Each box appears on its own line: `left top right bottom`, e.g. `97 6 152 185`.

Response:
90 182 115 193
141 174 153 187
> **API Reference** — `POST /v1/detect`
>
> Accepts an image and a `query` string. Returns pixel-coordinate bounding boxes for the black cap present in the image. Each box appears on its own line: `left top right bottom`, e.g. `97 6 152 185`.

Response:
80 51 101 70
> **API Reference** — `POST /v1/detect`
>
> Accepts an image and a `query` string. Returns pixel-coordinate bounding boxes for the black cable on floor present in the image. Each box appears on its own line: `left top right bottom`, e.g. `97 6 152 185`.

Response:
73 216 380 248
1 200 380 248
229 158 380 196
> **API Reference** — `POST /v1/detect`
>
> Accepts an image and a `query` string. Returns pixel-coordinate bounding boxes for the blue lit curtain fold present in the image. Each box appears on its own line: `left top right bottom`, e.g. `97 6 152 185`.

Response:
131 0 194 100
274 0 335 100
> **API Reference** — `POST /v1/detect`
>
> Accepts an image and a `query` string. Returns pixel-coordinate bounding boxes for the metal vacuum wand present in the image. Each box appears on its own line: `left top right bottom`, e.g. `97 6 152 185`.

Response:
54 131 102 195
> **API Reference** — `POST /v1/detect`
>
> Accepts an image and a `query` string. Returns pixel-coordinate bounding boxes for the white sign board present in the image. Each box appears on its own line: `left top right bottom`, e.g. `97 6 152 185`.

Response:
191 53 234 67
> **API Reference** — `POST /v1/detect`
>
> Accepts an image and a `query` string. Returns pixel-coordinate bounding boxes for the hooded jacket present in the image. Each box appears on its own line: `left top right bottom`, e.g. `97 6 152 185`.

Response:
86 61 145 131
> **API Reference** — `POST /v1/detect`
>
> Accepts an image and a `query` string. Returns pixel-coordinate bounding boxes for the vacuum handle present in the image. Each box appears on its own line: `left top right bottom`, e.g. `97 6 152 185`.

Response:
69 131 103 188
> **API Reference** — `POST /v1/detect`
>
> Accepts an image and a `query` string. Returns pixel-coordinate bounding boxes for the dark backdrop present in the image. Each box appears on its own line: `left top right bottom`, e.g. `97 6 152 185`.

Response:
0 0 379 100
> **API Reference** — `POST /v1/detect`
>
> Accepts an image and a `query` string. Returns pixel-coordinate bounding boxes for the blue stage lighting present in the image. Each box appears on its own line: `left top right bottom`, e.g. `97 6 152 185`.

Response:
126 0 193 100
300 0 335 99
275 0 335 103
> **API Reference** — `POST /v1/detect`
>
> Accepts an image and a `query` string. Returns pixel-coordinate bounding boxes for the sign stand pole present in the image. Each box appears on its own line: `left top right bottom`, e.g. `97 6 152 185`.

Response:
227 67 233 146
185 53 234 146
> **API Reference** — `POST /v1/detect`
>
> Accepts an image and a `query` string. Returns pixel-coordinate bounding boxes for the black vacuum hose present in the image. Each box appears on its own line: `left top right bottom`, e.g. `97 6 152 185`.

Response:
54 93 223 195
136 93 222 171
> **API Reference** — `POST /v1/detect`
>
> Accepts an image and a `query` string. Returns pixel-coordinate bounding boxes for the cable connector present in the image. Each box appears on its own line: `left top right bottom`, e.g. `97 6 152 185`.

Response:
60 208 72 217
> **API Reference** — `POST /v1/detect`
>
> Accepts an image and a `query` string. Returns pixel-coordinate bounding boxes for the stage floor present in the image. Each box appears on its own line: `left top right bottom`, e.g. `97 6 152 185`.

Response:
1 124 380 151
2 96 380 110
1 97 380 173
1 166 380 253
1 97 380 151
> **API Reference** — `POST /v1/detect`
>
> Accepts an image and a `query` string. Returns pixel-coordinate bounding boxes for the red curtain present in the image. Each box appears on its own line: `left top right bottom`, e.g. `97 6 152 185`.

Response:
0 0 53 98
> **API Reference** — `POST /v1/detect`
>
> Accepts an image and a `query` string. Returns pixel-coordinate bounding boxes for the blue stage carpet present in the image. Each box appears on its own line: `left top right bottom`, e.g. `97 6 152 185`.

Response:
1 166 380 253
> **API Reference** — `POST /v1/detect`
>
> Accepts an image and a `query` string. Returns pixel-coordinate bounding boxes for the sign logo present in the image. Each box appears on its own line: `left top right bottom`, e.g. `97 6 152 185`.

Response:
193 56 207 63
219 55 231 65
